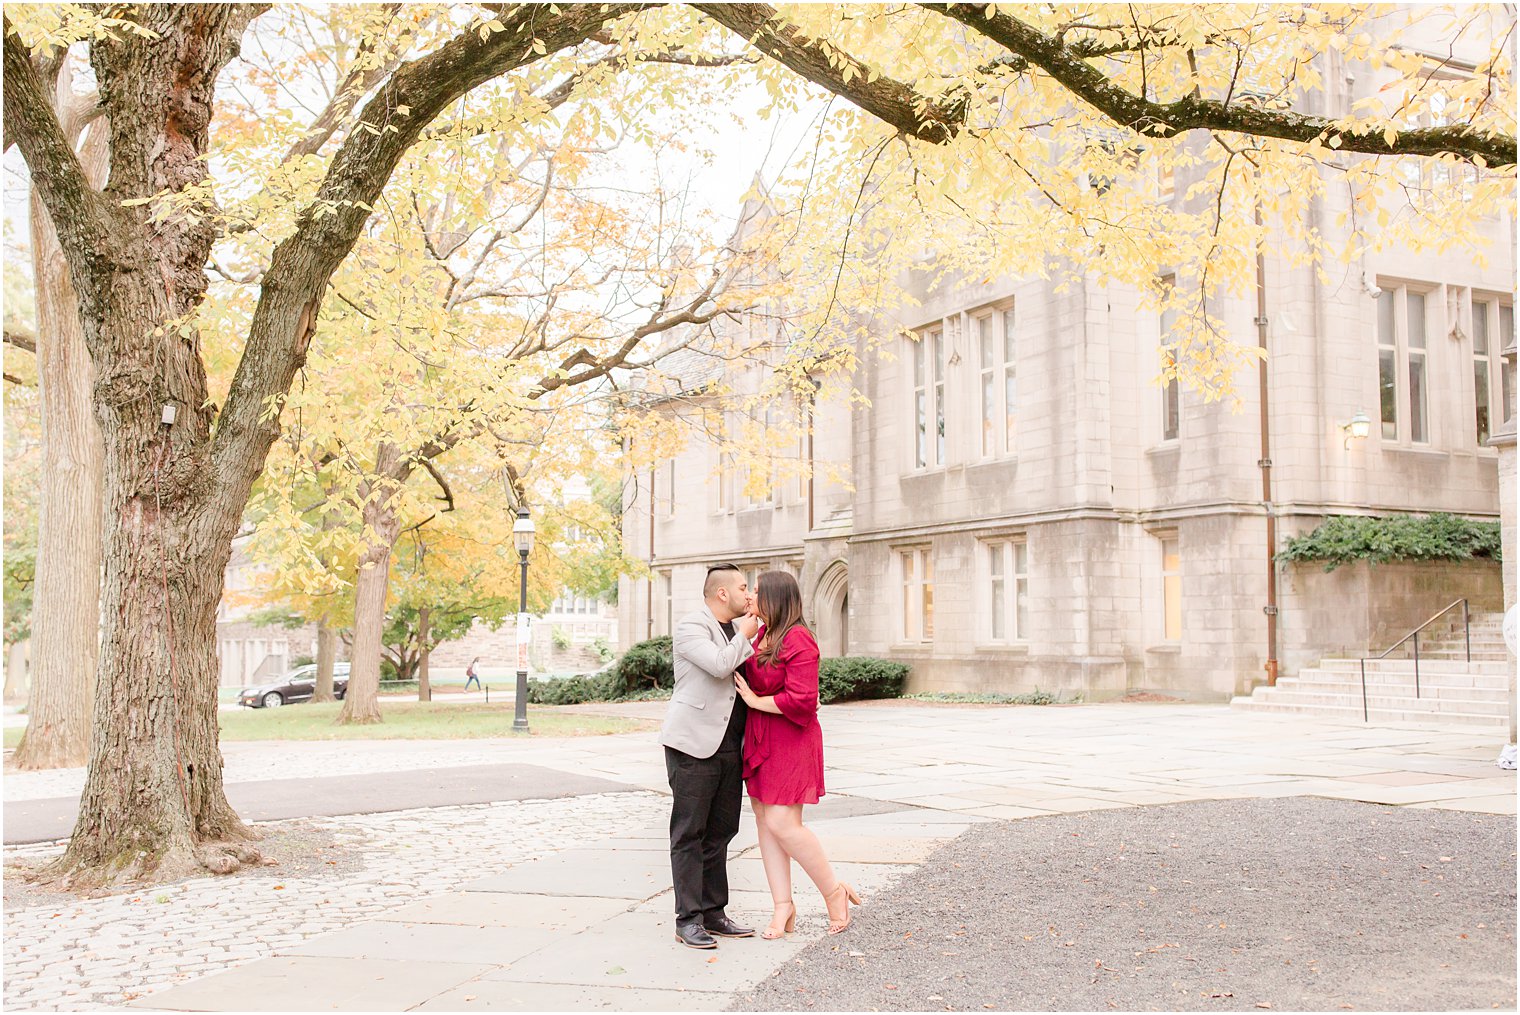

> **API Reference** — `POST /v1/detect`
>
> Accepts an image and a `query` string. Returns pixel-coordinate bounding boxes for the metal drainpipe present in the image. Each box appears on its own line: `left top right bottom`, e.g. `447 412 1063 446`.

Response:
806 387 816 533
647 464 655 638
1255 202 1280 685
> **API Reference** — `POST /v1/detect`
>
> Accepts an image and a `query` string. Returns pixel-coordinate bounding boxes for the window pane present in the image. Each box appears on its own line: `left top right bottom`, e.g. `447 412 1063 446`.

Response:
932 330 944 381
1002 308 1015 362
1503 306 1516 423
915 392 927 468
978 317 993 367
1377 290 1395 346
989 544 1003 577
1409 352 1428 443
1162 538 1179 573
1015 577 1028 640
981 374 994 456
922 549 934 639
1473 299 1490 355
1004 367 1017 451
935 383 945 464
991 578 1005 640
1476 360 1491 445
1406 291 1426 349
1164 379 1180 441
1379 349 1398 439
1504 360 1516 429
1163 575 1182 641
914 338 925 386
1014 542 1028 575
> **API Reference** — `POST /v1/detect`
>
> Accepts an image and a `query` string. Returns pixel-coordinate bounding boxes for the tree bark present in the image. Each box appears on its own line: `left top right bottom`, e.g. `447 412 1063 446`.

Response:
312 617 337 703
338 448 402 725
12 57 107 772
417 606 432 702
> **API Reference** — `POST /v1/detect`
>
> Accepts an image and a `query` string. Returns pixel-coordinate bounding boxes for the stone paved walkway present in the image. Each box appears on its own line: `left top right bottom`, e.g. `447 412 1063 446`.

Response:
3 703 1513 1011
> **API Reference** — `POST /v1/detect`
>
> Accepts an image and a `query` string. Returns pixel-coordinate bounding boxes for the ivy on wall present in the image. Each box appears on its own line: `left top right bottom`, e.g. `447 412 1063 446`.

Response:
1278 513 1503 572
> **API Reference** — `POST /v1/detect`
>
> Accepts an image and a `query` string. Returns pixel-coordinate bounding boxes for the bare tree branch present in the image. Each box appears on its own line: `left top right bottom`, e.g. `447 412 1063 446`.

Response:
691 3 967 142
4 325 38 355
926 3 1517 166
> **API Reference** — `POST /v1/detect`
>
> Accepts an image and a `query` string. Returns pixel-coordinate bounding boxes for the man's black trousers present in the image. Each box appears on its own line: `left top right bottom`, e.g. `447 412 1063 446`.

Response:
665 745 743 924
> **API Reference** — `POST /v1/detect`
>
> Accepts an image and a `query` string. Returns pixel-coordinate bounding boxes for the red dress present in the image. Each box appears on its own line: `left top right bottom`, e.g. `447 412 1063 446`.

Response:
742 625 825 805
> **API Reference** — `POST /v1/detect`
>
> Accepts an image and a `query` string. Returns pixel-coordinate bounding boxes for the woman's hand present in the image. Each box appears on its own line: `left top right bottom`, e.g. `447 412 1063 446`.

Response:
734 672 758 705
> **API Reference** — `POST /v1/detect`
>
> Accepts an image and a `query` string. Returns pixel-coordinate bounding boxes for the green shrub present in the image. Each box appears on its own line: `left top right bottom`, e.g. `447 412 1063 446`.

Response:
614 636 674 694
551 626 572 650
525 636 674 705
817 657 909 704
591 636 615 663
525 670 621 705
1279 513 1502 572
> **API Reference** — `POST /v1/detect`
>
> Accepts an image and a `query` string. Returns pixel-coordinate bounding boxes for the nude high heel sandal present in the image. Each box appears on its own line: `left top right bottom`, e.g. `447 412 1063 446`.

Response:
761 900 796 939
824 882 862 934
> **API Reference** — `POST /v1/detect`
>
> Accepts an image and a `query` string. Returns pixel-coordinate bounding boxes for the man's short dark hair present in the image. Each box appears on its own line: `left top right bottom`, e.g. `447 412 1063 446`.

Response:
703 563 741 598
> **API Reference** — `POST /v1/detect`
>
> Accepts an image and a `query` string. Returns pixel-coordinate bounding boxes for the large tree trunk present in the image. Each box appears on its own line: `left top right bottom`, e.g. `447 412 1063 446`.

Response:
339 454 401 725
9 8 265 886
13 61 107 772
312 618 337 703
417 606 432 702
4 0 638 888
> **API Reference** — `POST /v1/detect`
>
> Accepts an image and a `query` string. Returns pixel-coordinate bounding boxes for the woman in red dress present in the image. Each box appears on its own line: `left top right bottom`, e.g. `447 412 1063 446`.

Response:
734 571 862 938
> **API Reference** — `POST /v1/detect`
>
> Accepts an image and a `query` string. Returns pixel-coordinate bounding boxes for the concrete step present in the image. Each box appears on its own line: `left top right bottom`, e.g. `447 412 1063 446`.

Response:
1229 698 1509 727
1318 658 1513 676
1250 687 1510 714
1286 679 1511 703
1295 669 1510 691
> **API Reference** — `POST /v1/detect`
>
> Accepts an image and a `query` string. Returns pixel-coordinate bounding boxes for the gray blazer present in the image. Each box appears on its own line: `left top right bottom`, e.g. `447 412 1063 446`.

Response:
660 605 755 759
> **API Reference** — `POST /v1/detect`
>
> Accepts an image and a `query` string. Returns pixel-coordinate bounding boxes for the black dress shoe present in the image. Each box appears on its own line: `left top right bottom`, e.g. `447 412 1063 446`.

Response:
704 912 756 938
674 920 718 949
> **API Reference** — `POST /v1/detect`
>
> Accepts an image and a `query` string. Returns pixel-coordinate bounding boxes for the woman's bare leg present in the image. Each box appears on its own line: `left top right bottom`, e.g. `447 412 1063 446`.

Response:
751 800 794 904
760 803 837 894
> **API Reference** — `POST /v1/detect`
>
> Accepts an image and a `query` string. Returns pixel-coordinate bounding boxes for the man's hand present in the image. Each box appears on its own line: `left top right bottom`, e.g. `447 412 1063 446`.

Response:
736 613 761 640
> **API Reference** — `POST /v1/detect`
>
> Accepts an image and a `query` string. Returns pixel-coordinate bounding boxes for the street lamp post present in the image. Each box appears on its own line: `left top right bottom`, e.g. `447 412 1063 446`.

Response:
512 506 535 733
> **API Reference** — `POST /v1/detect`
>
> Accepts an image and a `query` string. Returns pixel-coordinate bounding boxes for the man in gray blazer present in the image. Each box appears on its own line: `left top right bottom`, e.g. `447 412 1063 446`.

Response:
660 563 761 948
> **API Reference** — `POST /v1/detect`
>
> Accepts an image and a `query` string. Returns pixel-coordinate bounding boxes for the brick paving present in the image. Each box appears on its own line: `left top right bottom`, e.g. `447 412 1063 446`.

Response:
4 792 667 1012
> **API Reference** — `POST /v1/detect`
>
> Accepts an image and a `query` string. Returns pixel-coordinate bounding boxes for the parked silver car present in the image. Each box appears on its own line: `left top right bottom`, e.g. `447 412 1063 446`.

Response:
239 663 350 708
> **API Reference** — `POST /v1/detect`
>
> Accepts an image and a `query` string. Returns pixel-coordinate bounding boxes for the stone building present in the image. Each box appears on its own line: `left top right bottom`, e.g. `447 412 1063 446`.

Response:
619 16 1513 702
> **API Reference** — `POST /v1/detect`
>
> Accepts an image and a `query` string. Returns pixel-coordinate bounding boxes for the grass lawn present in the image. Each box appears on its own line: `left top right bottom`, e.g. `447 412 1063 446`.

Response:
218 700 655 741
2 702 653 750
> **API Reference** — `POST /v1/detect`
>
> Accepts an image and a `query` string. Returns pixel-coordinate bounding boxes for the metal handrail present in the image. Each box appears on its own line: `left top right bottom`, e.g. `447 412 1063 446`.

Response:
1357 598 1470 721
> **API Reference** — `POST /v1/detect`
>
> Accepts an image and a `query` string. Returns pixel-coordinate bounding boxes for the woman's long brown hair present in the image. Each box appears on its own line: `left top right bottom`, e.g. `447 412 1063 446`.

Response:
755 570 810 667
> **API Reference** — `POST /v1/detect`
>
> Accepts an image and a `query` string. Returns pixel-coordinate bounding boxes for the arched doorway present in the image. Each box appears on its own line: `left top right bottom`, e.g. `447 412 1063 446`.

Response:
814 560 850 657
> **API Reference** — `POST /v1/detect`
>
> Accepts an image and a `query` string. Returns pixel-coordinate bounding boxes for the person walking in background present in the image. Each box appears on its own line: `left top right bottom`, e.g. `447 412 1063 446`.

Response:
463 657 481 691
660 563 762 949
735 570 861 938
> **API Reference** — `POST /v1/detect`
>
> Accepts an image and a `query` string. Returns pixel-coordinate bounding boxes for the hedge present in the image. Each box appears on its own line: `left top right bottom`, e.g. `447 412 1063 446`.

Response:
1278 513 1502 572
525 637 908 707
818 657 909 704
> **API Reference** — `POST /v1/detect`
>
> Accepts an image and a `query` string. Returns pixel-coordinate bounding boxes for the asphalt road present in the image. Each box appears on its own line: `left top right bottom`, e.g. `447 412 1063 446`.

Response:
2 763 631 844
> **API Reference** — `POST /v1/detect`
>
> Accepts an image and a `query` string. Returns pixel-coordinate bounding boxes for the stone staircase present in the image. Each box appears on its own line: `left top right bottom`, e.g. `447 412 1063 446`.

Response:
1231 612 1514 727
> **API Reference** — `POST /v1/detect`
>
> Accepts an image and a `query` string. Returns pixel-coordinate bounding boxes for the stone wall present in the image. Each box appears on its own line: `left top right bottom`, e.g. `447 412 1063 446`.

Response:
1278 558 1505 675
